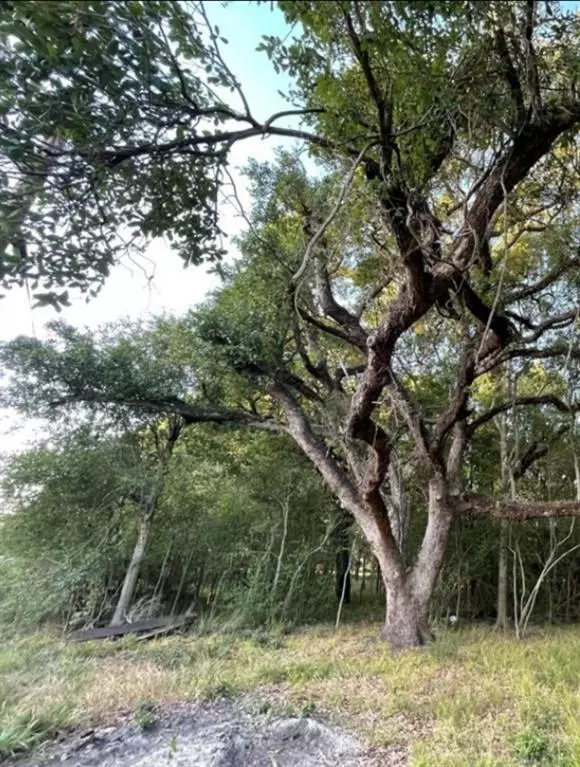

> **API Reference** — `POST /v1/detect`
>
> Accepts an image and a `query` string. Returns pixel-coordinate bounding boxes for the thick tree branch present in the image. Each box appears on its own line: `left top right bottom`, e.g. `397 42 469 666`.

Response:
512 424 569 480
50 393 282 432
270 382 405 576
453 103 580 270
513 441 548 480
447 421 468 493
314 259 368 348
267 384 356 499
489 344 580 372
97 118 335 168
460 281 516 346
454 492 580 521
292 319 332 389
520 308 579 342
299 307 367 349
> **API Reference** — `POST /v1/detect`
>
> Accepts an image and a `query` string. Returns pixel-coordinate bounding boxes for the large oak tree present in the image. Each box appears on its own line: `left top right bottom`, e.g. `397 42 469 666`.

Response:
1 0 580 646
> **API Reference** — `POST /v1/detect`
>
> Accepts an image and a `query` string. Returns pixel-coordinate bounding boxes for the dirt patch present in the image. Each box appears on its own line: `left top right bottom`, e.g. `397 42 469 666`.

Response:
13 699 408 766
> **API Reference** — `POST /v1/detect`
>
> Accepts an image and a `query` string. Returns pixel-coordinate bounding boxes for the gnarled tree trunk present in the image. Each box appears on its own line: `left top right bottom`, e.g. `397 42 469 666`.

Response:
382 581 431 646
381 479 453 647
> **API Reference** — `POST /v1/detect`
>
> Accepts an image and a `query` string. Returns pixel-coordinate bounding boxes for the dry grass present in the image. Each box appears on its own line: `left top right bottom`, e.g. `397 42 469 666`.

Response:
1 622 580 765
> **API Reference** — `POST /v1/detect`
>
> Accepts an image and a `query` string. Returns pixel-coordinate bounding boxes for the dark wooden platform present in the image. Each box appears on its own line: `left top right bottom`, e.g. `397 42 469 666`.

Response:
69 614 192 642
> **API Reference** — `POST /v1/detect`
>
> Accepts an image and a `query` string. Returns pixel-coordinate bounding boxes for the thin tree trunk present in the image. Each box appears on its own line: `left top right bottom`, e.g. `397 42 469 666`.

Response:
171 549 194 616
566 565 572 623
109 418 183 627
111 512 153 626
333 508 353 603
335 541 353 629
495 520 509 631
360 554 367 594
455 566 462 621
272 494 290 591
495 414 511 631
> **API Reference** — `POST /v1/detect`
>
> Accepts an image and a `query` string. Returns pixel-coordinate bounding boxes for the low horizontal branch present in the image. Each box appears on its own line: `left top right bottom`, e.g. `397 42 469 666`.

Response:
454 492 580 521
50 394 282 432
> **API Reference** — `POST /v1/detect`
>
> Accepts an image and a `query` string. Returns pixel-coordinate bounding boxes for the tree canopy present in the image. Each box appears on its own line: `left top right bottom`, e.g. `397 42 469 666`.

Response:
1 0 579 647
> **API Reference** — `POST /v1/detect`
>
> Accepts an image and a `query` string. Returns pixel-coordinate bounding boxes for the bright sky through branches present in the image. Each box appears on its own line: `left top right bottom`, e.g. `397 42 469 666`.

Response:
0 1 300 452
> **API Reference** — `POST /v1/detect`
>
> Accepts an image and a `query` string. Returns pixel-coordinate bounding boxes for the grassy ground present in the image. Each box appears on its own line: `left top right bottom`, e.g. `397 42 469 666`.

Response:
1 622 580 765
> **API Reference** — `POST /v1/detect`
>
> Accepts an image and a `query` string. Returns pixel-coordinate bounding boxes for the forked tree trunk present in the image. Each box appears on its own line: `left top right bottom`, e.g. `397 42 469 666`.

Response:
111 511 153 626
274 389 454 649
377 479 453 648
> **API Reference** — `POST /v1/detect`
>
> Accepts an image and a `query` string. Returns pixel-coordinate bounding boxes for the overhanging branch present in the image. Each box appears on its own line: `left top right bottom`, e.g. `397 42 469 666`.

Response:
454 492 580 521
50 393 282 432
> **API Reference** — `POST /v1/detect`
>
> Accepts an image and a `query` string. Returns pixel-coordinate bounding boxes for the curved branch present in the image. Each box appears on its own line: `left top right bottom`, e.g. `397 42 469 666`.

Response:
453 102 580 270
314 259 368 348
506 255 580 303
299 307 367 350
469 395 580 433
477 343 580 376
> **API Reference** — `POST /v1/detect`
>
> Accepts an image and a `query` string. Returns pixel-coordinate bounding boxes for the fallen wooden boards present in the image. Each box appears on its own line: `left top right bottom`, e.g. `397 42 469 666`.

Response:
69 614 192 642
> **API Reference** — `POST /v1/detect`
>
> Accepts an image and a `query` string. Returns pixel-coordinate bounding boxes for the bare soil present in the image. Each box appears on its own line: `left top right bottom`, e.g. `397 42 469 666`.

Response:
13 699 407 767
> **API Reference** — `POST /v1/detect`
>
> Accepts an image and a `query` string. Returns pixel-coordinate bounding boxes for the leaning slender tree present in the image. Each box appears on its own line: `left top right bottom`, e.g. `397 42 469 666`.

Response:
1 0 580 646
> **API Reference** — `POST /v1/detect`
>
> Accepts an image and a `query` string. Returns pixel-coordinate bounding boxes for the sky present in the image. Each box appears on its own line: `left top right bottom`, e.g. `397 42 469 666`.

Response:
0 1 299 452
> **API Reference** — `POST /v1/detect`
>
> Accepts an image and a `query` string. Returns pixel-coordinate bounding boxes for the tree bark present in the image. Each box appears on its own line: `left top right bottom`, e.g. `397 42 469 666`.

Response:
382 581 432 647
111 512 153 626
495 414 510 631
495 520 509 631
382 480 452 648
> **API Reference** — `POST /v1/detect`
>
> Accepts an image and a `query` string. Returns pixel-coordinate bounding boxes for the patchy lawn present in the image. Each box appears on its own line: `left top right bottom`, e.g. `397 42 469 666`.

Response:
1 623 580 765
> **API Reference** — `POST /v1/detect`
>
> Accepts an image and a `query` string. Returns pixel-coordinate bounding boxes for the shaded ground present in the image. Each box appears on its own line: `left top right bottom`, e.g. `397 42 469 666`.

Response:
13 699 406 767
